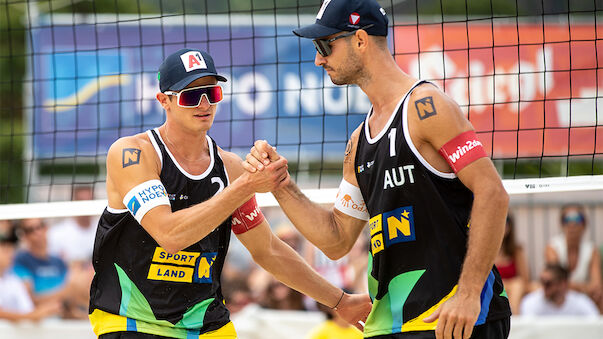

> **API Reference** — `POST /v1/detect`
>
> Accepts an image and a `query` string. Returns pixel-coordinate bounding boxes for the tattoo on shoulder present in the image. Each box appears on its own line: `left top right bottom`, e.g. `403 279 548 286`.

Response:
415 96 437 120
344 139 353 164
122 148 141 168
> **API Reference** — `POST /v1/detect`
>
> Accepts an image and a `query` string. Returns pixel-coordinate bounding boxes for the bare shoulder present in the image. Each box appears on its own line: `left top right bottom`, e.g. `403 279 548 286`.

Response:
106 132 160 179
408 84 461 121
217 147 244 181
408 83 472 148
108 133 155 166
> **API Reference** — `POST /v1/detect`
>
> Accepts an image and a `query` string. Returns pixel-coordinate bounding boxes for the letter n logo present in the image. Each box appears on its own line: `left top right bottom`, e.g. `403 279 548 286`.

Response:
122 148 141 168
383 206 416 247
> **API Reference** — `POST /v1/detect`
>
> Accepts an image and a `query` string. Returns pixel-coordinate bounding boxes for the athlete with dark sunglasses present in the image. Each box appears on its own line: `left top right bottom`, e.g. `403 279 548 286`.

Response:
244 1 511 339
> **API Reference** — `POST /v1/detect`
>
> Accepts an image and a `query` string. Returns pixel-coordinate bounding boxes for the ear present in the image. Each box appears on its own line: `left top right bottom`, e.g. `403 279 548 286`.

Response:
156 92 171 110
354 29 370 53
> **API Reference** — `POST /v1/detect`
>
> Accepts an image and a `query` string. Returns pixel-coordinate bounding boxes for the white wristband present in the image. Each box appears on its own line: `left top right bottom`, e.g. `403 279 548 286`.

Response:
334 179 370 221
123 179 171 223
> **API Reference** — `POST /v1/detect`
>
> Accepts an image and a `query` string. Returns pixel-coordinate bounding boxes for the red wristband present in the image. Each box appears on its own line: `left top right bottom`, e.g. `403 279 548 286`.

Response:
438 130 487 173
231 196 265 234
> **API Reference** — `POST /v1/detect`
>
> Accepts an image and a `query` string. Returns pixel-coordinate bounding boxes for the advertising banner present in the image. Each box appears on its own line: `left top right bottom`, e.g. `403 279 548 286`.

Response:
29 18 601 161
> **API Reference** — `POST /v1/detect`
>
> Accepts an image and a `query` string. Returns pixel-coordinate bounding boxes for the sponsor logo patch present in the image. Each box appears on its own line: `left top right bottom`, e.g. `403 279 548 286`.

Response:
369 206 416 255
180 51 208 72
147 247 216 284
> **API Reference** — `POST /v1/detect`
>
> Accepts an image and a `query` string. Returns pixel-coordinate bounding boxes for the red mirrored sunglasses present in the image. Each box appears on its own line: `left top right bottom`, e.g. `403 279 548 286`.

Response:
164 84 223 107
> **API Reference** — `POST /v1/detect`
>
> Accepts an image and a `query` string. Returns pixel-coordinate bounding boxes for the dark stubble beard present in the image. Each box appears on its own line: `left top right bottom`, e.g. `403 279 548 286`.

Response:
327 41 368 86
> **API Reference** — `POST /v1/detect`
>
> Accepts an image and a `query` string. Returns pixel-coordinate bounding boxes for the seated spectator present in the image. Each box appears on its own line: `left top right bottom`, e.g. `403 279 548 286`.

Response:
495 214 530 314
0 222 60 321
520 263 599 316
306 299 363 339
48 185 97 265
545 204 602 307
13 218 90 319
222 276 256 315
259 277 306 311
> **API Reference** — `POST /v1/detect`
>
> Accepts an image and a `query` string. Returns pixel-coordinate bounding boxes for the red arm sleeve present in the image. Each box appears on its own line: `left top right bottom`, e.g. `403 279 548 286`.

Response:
231 196 266 234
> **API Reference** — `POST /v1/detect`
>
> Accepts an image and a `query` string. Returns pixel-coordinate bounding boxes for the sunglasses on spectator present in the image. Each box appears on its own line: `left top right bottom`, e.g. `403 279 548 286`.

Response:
164 84 223 107
312 24 374 57
21 224 46 235
562 212 585 225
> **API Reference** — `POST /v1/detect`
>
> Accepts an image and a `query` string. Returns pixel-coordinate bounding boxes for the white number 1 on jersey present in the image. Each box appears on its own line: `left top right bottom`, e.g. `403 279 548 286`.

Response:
388 128 396 157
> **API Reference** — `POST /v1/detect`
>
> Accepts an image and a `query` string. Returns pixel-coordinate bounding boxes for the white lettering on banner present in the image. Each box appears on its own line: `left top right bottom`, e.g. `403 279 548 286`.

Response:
135 74 163 115
556 88 603 127
323 84 348 114
235 72 272 116
409 46 554 116
284 72 321 115
447 140 483 164
140 70 370 118
283 73 370 116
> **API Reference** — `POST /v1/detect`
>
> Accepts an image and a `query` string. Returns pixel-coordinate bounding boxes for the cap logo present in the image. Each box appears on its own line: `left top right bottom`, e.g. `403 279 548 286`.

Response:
380 8 386 16
180 51 207 72
316 0 332 20
349 12 360 25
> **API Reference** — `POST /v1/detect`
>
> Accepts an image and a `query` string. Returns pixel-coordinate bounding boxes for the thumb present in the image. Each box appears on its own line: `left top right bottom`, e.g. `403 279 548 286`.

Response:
422 306 441 323
267 146 280 161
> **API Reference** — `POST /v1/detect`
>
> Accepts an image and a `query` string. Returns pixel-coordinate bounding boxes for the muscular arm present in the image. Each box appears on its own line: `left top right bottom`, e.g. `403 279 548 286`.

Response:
410 86 509 298
106 135 288 254
412 86 508 337
265 129 367 260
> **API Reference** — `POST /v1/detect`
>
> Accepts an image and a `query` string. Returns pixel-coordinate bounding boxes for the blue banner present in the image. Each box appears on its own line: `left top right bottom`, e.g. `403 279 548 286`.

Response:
29 18 370 161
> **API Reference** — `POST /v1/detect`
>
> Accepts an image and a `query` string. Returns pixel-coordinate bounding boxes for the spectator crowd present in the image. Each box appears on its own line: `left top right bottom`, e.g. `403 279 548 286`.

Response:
0 187 602 336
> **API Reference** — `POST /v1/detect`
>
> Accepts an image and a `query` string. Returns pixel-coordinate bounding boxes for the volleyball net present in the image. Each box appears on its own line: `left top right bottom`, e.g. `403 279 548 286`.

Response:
0 0 601 219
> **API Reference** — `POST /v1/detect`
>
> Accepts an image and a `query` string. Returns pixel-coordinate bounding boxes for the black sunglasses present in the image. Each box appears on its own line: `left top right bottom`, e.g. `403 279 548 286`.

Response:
312 24 375 57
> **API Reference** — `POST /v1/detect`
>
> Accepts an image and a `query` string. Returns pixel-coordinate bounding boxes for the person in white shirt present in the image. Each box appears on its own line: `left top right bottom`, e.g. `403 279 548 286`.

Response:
520 263 600 316
0 225 60 321
48 186 97 264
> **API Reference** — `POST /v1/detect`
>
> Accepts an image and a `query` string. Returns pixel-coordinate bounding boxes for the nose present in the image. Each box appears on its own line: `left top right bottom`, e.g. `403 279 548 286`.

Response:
315 52 326 67
198 94 211 109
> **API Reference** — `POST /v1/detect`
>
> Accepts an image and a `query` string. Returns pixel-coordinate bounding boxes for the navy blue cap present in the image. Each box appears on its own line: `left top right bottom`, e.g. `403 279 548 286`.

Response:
293 0 388 39
158 48 227 92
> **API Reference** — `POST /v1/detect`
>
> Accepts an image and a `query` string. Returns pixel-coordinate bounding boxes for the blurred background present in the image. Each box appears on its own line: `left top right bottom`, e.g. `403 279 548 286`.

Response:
0 0 602 338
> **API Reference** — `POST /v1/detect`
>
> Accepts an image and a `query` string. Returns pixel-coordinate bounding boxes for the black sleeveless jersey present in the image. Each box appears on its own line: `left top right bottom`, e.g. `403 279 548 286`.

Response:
89 129 233 338
355 81 510 337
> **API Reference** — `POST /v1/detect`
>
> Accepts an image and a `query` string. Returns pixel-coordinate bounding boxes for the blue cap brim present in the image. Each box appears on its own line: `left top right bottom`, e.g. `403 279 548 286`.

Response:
293 23 341 39
169 72 227 91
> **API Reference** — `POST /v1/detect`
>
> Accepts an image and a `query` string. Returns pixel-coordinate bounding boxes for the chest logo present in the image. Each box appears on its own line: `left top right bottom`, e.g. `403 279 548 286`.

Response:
369 206 416 255
147 248 216 284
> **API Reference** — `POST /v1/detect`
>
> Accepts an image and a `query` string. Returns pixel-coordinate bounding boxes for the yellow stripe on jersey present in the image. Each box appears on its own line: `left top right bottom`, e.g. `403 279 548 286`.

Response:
401 285 458 332
89 309 237 338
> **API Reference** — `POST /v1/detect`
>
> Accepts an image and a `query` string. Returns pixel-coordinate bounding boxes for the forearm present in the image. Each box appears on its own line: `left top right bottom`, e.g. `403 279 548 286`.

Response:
273 182 348 257
457 186 509 296
0 310 29 322
149 178 254 253
252 234 342 308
